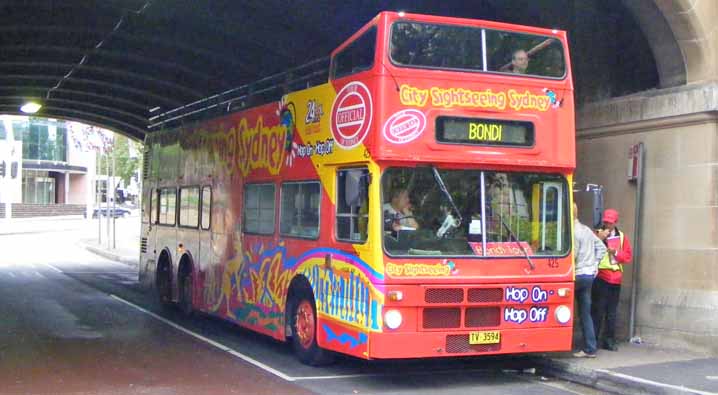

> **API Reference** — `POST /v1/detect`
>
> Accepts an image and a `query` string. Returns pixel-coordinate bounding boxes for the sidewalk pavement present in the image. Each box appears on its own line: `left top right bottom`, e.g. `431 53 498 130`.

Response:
80 242 718 395
81 237 139 268
534 343 718 394
0 216 87 235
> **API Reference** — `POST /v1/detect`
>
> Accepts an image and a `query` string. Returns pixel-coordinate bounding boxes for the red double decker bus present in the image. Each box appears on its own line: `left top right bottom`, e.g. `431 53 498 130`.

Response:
141 11 575 365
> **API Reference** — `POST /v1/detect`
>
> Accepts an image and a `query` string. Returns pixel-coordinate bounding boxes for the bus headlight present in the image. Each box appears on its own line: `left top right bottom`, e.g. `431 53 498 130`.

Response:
555 305 571 324
384 309 403 330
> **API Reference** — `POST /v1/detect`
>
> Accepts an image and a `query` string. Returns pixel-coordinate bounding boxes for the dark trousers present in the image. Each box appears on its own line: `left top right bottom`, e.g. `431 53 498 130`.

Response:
591 277 621 347
575 276 597 353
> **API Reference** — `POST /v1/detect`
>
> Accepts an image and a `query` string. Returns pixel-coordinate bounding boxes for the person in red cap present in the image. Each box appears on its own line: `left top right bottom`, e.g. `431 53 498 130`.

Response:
591 208 632 351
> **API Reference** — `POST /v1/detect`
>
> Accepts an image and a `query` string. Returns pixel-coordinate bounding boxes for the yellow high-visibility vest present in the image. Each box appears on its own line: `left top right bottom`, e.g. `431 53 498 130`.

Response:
598 230 624 272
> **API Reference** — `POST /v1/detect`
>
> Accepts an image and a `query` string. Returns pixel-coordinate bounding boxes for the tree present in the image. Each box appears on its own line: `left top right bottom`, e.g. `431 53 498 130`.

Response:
97 134 142 187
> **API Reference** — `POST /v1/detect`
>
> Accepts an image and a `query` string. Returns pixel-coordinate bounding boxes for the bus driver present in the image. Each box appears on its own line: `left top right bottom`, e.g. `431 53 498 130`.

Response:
384 189 420 233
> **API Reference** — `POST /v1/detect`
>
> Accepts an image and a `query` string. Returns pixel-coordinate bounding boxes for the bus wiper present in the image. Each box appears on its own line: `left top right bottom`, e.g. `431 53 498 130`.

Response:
497 214 535 271
431 166 463 237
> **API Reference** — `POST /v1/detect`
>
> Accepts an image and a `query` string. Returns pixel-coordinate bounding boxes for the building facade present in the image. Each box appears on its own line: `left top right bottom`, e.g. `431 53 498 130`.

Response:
0 115 97 218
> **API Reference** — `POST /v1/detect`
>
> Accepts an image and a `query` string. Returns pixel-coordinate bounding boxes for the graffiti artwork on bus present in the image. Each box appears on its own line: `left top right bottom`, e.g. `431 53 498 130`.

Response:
206 241 385 335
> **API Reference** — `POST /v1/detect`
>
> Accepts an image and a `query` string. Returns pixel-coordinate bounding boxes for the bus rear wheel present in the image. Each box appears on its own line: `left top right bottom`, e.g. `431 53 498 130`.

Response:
290 291 334 366
156 262 173 309
178 272 193 317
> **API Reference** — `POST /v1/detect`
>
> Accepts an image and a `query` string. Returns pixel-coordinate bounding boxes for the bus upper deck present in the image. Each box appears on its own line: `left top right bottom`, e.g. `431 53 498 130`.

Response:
151 12 574 174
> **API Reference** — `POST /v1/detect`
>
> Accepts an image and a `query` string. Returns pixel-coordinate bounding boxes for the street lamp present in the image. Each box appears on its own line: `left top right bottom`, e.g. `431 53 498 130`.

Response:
20 102 42 114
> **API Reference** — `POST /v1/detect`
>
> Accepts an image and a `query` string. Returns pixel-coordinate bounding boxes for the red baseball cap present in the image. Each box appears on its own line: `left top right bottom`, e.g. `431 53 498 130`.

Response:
602 208 619 223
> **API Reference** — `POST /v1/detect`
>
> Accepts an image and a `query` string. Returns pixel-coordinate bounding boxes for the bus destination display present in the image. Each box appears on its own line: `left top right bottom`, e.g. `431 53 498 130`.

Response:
436 116 534 147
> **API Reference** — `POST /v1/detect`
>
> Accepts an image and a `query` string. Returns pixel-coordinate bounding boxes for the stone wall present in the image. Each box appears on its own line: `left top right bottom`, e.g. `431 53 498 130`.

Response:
575 81 718 353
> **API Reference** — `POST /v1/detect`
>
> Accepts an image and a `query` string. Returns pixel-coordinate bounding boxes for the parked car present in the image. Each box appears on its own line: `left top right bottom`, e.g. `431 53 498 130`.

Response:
92 207 132 218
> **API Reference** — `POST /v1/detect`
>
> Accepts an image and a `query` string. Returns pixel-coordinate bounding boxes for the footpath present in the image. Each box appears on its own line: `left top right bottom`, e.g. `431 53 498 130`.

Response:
535 344 718 395
82 238 139 268
72 225 718 395
0 215 88 235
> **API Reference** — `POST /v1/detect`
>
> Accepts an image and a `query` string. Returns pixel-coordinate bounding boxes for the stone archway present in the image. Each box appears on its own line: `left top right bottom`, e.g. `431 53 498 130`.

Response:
621 0 686 88
624 0 717 87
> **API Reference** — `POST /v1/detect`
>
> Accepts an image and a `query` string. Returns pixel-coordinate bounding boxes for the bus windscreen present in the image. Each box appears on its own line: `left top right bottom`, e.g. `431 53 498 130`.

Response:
390 21 566 78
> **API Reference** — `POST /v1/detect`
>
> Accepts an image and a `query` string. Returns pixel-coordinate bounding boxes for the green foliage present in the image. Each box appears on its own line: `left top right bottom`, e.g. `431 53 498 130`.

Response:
97 134 143 186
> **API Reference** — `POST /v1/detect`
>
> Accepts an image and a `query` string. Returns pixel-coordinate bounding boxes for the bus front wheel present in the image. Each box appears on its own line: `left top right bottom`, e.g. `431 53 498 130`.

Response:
290 290 334 366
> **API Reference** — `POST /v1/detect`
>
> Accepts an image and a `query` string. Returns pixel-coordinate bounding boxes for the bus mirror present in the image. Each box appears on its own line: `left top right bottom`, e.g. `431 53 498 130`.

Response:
345 169 367 207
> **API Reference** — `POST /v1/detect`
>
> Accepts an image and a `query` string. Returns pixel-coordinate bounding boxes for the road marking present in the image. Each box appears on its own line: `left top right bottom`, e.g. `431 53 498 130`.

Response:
109 294 296 382
508 370 591 395
707 376 718 381
7 272 16 278
293 374 384 381
60 272 136 275
597 369 718 395
536 380 591 395
44 263 64 273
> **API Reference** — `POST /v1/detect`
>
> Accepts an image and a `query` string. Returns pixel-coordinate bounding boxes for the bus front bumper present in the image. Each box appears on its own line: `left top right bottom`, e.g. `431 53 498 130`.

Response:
367 326 572 359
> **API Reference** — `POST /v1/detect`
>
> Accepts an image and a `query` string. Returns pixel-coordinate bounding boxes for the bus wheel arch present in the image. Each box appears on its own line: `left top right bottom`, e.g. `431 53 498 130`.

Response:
286 275 334 366
177 254 195 317
156 249 173 308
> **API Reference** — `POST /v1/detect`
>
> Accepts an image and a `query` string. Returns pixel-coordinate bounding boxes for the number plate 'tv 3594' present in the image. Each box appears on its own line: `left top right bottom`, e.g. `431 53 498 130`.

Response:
469 331 501 344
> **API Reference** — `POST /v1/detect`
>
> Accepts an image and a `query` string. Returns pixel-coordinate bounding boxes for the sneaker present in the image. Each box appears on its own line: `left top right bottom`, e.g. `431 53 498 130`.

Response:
604 344 618 352
573 350 597 358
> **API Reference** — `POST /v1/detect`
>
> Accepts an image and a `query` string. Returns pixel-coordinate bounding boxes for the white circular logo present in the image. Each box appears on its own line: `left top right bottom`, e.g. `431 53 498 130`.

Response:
382 109 426 144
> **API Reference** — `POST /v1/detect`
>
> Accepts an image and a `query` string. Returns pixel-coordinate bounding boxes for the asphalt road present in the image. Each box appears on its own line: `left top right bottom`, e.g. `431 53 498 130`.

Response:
0 218 601 395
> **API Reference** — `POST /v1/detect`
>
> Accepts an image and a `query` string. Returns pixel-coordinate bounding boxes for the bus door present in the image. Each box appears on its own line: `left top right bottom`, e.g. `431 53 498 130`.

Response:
531 181 565 252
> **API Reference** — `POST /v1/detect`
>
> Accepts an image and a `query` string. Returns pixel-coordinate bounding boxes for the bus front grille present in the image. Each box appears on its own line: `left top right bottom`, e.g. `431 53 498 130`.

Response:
467 288 503 303
423 308 461 329
465 307 501 327
425 288 463 303
422 306 500 329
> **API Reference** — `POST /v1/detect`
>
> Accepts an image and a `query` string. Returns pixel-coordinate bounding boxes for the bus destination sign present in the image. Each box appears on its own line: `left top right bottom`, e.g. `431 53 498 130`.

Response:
436 116 534 147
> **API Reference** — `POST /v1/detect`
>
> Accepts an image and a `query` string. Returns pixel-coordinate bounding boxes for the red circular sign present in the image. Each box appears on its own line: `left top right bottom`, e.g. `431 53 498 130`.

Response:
331 81 373 149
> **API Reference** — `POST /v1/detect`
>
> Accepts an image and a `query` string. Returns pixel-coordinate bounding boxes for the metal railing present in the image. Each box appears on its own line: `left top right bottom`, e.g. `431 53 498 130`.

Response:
148 57 330 130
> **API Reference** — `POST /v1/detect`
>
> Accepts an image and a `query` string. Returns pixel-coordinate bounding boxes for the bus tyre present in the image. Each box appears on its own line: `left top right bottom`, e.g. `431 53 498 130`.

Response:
291 291 334 366
156 264 173 310
179 272 193 317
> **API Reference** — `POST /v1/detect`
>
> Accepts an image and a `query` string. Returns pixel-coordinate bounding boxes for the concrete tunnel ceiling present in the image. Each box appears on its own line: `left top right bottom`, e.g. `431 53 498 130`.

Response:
0 0 676 141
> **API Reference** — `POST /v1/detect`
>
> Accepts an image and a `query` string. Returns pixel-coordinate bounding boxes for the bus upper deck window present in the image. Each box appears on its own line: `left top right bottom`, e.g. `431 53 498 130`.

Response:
390 22 484 71
485 30 565 78
331 26 377 80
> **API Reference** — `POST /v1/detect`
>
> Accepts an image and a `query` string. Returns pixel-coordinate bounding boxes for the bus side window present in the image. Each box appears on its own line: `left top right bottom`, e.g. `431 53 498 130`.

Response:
336 168 369 243
150 188 157 224
179 186 200 228
158 188 177 226
280 181 320 239
201 186 211 231
244 183 276 235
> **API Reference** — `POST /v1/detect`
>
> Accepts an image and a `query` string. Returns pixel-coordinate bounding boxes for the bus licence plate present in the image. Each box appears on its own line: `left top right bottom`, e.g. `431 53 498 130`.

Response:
469 331 500 345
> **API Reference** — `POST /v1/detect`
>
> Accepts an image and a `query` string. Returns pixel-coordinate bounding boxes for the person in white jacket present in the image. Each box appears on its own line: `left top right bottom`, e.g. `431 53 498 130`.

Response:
572 203 607 358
